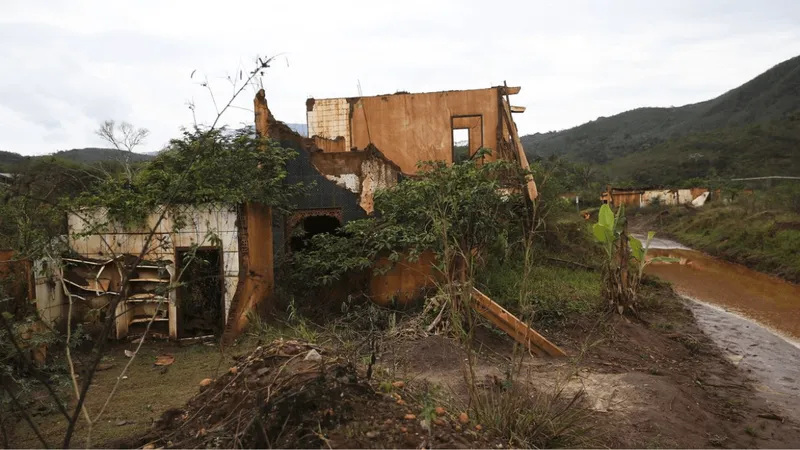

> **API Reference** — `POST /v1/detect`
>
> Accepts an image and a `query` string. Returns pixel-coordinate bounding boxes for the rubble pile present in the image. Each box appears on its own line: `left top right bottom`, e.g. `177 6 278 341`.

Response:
138 339 504 449
146 339 370 448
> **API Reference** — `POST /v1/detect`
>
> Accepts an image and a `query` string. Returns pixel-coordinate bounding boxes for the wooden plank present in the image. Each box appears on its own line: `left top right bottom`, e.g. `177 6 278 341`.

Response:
471 288 544 356
501 98 539 200
115 300 129 339
503 86 521 95
510 106 526 113
477 304 546 357
471 288 566 357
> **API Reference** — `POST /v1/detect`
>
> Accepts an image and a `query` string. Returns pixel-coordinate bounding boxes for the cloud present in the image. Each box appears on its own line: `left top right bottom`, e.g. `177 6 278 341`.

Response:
1 0 799 155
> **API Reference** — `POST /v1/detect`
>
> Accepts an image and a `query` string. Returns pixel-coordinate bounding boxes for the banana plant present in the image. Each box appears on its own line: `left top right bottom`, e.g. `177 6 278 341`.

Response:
592 203 627 260
593 204 677 315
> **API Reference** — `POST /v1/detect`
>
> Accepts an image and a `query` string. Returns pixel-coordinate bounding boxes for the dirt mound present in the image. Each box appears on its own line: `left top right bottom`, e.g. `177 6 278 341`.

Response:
135 339 502 449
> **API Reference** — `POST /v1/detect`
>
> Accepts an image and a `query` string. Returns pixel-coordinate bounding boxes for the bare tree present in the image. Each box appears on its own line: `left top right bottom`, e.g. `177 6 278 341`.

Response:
95 120 150 181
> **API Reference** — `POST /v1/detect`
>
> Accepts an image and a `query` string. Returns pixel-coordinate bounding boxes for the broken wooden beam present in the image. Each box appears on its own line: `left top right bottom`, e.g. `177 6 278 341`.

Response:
500 96 538 200
471 288 566 357
510 106 526 113
502 86 521 95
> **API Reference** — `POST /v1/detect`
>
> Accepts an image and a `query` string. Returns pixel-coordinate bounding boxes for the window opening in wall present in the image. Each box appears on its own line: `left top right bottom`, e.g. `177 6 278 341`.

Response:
176 247 223 338
289 215 342 251
452 128 470 164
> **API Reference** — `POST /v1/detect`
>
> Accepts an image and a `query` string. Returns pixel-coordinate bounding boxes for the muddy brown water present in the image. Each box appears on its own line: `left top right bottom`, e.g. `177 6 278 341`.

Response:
634 234 800 420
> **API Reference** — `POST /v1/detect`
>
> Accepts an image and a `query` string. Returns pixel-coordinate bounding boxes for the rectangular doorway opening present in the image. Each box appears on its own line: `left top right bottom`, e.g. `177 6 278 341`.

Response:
176 247 223 338
451 115 483 164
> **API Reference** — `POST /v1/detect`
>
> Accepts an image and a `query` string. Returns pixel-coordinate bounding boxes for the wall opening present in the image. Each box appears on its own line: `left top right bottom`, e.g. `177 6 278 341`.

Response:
452 128 470 164
176 247 223 338
451 115 483 164
289 215 342 251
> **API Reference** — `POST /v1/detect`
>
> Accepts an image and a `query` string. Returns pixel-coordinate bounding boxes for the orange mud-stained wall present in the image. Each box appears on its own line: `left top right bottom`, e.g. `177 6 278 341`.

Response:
308 88 506 174
369 251 438 307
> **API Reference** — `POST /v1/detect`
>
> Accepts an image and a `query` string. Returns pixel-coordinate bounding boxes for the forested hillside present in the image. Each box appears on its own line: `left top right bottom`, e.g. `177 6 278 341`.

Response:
521 55 800 184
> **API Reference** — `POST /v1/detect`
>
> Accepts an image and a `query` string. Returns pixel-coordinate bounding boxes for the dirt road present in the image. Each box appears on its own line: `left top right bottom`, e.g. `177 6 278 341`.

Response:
636 233 800 422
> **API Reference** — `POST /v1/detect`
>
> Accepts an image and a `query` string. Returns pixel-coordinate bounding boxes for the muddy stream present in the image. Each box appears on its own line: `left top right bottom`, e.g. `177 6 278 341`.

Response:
634 234 800 420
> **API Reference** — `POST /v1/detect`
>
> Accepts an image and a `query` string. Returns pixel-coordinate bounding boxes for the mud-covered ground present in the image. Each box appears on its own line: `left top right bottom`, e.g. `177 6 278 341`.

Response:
7 286 800 448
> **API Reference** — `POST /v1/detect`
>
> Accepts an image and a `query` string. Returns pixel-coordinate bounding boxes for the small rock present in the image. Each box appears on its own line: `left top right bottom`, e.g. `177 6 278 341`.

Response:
304 349 322 361
475 424 482 431
435 406 446 416
115 419 129 426
229 366 238 375
404 414 416 420
384 419 393 425
124 350 135 358
400 427 408 433
96 363 115 371
458 412 469 424
455 425 462 432
396 399 406 406
392 380 406 389
366 431 380 439
433 418 446 426
199 378 212 387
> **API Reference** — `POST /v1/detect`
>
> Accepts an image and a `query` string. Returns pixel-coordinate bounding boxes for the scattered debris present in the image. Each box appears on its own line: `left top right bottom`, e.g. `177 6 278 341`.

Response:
366 431 380 439
420 419 431 432
154 354 175 366
435 406 446 416
304 348 322 361
391 380 406 389
124 349 135 358
96 363 115 371
458 412 470 424
404 414 416 420
758 413 785 422
198 378 212 387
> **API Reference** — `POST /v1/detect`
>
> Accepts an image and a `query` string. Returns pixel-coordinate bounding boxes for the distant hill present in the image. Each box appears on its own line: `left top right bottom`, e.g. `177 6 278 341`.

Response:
521 55 800 183
0 148 155 171
51 148 155 164
0 150 25 169
608 114 800 186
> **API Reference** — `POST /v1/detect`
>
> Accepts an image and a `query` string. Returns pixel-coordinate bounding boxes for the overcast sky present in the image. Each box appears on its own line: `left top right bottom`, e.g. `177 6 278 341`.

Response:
2 0 799 155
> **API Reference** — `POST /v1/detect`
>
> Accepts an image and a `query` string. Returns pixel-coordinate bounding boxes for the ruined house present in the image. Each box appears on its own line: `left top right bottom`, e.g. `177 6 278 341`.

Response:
32 84 543 345
305 85 537 201
601 186 710 208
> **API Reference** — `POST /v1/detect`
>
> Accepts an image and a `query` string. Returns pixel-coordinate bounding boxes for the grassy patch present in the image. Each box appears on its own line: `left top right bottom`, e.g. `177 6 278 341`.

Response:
10 341 245 448
479 258 602 327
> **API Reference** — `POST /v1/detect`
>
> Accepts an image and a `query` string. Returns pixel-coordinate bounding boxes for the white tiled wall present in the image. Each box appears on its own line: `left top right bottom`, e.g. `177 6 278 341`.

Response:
307 98 350 150
67 204 241 322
